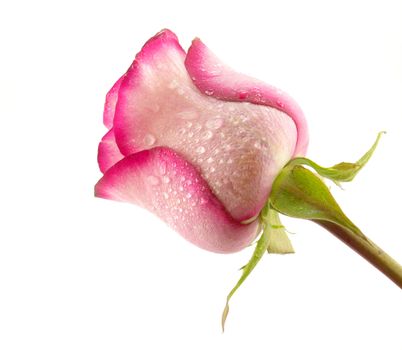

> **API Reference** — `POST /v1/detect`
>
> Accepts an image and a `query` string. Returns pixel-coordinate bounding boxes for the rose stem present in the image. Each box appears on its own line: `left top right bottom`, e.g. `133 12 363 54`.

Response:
314 220 402 289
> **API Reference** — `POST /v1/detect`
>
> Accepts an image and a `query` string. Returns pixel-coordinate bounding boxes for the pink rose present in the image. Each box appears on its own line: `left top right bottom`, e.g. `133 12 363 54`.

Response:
95 29 308 253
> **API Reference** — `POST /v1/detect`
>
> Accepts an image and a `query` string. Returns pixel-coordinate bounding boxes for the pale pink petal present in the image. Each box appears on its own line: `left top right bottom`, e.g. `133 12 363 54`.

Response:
113 30 297 222
95 147 258 253
97 128 124 173
103 75 124 129
185 38 308 157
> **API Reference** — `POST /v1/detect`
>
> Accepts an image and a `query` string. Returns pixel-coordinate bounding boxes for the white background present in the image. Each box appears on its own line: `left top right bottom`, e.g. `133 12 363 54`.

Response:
1 0 402 349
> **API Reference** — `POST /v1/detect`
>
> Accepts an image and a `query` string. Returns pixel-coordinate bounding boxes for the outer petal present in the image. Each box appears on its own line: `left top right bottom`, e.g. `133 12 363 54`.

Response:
103 75 124 129
113 30 297 222
185 38 309 157
95 147 258 253
97 128 124 173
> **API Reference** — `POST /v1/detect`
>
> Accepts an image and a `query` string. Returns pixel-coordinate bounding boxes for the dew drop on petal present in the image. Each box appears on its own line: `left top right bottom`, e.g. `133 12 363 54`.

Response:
163 192 169 199
186 193 192 199
205 90 214 96
200 197 209 205
201 130 213 140
162 176 170 184
254 140 262 149
276 100 285 108
207 157 214 163
196 146 206 154
159 161 167 175
206 117 223 130
144 134 156 146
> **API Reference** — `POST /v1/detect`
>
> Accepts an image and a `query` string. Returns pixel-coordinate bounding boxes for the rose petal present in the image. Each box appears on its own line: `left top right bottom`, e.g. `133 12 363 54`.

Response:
185 38 309 157
97 128 124 173
95 147 258 253
113 30 297 222
103 75 124 129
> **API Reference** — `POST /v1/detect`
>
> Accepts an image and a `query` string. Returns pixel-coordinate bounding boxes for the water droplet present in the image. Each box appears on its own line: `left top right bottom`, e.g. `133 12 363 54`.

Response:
186 193 192 199
201 130 213 140
178 208 183 212
177 88 185 95
179 186 184 191
206 117 223 130
176 199 181 204
163 192 169 199
227 158 233 164
210 167 216 173
213 149 220 155
276 100 285 108
205 90 214 96
162 176 170 184
200 197 209 205
186 180 192 185
186 121 193 128
219 159 224 164
188 131 194 138
159 161 167 175
180 176 185 182
147 175 159 186
216 180 222 187
254 140 262 149
196 146 206 154
178 127 186 136
207 157 214 163
144 134 156 146
223 144 231 151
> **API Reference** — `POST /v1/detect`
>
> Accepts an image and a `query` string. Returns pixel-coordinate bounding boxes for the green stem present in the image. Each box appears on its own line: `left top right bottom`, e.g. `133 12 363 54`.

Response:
314 220 402 289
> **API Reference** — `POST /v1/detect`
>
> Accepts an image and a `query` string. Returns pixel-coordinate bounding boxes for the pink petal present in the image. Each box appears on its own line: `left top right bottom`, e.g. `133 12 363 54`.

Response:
95 147 258 253
185 38 309 157
103 75 124 129
97 128 124 173
113 29 297 222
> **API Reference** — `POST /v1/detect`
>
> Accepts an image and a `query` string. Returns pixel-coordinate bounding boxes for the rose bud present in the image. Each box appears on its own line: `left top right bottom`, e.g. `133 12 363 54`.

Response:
95 29 308 253
96 30 402 330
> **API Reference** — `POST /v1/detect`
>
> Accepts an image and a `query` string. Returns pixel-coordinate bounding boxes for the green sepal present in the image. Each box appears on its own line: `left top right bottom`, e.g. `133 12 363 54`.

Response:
222 204 293 331
269 165 369 243
287 132 385 185
266 209 294 254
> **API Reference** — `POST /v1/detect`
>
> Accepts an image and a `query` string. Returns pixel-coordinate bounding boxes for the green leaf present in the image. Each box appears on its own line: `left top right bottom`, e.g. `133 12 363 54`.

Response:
287 131 385 184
